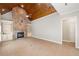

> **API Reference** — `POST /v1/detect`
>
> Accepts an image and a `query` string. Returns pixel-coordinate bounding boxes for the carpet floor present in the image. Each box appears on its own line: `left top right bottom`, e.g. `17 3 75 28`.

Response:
0 37 79 56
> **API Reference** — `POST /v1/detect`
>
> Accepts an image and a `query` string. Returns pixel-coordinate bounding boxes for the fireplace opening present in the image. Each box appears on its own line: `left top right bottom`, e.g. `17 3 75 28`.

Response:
17 32 24 38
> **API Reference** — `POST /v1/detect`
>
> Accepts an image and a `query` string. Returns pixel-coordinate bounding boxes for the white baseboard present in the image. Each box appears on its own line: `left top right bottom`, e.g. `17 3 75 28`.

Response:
75 46 79 49
32 35 62 45
63 39 75 43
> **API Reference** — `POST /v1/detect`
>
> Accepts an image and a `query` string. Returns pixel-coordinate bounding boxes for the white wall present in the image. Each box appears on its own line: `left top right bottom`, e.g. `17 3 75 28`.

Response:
51 3 79 48
1 11 12 20
31 12 62 44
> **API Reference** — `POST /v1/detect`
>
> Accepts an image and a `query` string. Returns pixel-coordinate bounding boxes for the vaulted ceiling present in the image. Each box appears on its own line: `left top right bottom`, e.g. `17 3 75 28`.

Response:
52 3 79 15
0 3 56 21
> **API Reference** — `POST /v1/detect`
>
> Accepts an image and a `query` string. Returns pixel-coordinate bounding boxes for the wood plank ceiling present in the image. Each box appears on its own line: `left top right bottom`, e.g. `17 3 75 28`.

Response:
0 3 56 21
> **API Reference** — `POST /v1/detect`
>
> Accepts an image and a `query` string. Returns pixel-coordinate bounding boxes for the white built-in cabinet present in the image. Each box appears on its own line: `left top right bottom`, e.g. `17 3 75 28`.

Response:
0 20 13 41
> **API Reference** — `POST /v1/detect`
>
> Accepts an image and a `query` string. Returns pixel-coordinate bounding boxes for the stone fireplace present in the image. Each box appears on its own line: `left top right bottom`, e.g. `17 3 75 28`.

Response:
12 7 31 39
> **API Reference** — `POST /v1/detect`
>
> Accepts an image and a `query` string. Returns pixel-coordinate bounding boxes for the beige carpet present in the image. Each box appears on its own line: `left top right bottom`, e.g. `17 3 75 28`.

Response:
0 37 79 56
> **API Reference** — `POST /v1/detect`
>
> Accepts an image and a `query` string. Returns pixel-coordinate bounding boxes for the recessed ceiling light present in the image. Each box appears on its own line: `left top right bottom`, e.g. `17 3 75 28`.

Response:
26 15 29 17
2 9 5 11
21 4 24 8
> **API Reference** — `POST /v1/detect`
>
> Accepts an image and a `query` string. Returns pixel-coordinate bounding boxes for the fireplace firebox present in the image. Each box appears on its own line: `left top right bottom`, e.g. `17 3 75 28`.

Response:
17 32 24 38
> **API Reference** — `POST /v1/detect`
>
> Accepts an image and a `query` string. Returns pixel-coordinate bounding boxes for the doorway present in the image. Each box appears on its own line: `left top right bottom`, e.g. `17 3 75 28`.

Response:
62 16 77 47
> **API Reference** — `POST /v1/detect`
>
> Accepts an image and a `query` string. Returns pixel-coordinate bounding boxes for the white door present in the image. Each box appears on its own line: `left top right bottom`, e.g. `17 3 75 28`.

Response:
1 20 13 41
